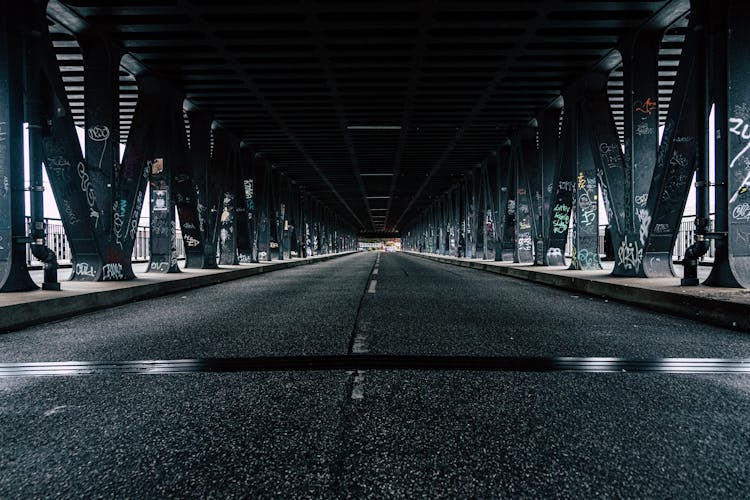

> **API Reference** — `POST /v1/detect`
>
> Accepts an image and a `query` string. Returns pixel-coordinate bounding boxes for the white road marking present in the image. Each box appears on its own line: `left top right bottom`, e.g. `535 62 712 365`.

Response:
367 280 377 293
351 371 366 399
372 268 378 275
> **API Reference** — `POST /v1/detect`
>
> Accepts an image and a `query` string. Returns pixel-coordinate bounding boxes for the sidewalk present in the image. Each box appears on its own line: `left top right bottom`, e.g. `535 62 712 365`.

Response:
0 252 356 333
405 251 750 332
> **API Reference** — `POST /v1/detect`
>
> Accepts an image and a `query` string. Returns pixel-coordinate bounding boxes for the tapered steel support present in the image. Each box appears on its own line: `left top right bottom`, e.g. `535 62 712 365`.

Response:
237 145 256 263
568 85 603 271
642 2 704 278
706 0 750 287
288 184 299 257
255 157 271 261
268 167 282 260
37 15 106 280
496 144 515 261
145 78 201 275
538 106 564 266
302 192 313 257
512 128 537 264
279 173 292 260
213 129 239 266
543 104 576 266
186 110 218 269
0 2 37 291
167 103 204 271
448 187 459 256
80 33 121 262
620 29 662 276
583 73 631 274
146 155 179 274
481 157 498 261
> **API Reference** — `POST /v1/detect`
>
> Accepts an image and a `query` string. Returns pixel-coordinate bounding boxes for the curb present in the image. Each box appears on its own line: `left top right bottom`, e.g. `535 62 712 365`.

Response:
1 252 358 333
406 252 750 332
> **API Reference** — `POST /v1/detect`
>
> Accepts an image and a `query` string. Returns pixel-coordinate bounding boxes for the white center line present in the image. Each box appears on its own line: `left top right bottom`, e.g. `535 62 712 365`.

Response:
350 371 366 399
367 280 377 293
372 268 378 275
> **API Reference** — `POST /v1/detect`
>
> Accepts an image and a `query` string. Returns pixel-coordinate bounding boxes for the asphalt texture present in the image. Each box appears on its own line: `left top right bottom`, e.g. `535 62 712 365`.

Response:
1 251 750 498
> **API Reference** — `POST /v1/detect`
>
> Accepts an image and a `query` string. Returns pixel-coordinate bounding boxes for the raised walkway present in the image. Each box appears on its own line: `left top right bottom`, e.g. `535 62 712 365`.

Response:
0 252 355 333
406 251 750 332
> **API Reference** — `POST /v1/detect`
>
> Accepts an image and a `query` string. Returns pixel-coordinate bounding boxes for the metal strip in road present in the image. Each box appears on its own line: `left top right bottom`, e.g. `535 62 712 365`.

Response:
0 356 749 377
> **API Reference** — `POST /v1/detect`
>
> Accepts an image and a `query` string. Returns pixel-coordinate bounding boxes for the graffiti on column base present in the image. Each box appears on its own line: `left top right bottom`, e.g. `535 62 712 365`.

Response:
517 233 532 251
617 235 643 271
574 249 600 269
102 263 124 281
75 262 97 278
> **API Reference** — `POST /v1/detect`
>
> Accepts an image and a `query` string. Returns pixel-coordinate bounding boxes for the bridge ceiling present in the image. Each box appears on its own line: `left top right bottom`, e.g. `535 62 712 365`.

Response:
47 0 688 232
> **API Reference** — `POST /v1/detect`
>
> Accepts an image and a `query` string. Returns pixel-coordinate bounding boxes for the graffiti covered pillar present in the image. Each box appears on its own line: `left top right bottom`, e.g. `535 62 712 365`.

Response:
569 89 603 271
301 191 312 257
289 182 300 257
169 101 204 270
583 74 630 274
145 81 183 275
642 2 703 278
279 173 291 260
544 104 576 266
268 166 281 260
481 156 498 261
237 145 255 263
447 187 458 256
708 0 750 287
621 29 662 276
255 156 271 261
0 3 36 291
512 129 536 264
470 167 482 258
496 143 515 261
214 128 239 266
465 170 477 258
79 33 131 281
186 110 218 269
538 105 564 265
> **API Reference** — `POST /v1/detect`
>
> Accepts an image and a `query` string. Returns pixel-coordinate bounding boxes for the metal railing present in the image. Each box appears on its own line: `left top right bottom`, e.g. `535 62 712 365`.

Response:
25 214 713 266
564 214 715 262
24 217 185 266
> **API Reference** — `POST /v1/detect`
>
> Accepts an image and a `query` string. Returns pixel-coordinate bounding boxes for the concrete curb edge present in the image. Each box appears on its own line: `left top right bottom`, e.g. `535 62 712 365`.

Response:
0 252 359 333
406 252 750 332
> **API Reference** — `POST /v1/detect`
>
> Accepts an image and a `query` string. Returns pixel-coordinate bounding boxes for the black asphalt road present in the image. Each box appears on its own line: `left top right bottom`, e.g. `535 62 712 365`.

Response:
1 252 749 498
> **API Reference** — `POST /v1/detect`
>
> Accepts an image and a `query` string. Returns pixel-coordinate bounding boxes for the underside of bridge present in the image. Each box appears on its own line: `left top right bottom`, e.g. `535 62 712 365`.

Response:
43 0 686 233
2 0 750 291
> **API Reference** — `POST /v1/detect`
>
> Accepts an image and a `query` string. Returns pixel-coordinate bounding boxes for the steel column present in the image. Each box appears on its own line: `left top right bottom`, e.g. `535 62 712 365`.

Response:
538 106 565 266
544 105 576 266
512 129 537 264
496 144 515 261
570 96 603 271
0 2 36 291
622 29 662 276
254 156 271 261
186 110 218 269
708 0 750 287
214 129 239 266
642 3 703 278
235 145 254 263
